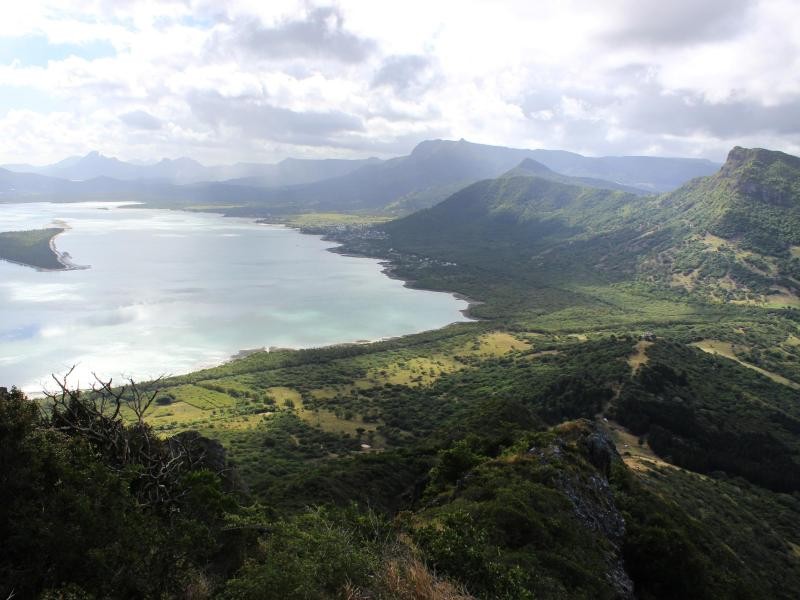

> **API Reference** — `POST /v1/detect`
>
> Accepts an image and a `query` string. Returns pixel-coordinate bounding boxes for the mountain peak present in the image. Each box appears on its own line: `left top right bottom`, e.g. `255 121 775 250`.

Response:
80 151 118 163
722 146 800 176
660 146 800 255
409 138 450 157
512 158 555 175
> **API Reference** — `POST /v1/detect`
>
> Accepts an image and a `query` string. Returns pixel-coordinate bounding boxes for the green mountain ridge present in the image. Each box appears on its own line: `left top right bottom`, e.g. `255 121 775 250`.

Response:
377 146 800 306
658 146 800 251
640 147 800 303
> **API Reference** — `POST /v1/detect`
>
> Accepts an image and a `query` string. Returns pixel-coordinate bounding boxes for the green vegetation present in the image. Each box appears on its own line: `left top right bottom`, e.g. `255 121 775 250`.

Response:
275 212 391 228
0 227 67 270
5 145 800 598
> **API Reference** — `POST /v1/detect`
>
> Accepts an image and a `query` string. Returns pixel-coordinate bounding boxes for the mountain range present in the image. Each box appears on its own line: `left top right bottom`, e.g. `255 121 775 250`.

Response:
0 139 719 214
1 151 381 186
375 146 800 306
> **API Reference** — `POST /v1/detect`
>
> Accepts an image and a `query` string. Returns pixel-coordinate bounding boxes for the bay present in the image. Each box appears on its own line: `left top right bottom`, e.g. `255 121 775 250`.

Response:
0 202 469 392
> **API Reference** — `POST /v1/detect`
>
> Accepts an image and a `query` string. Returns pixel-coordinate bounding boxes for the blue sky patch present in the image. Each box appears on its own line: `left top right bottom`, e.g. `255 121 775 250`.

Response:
0 323 40 342
0 34 116 66
0 86 63 115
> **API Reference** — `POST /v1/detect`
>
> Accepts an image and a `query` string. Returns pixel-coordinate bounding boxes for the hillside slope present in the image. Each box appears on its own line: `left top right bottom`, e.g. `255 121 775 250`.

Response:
504 158 650 195
372 147 800 307
640 147 800 304
375 166 650 288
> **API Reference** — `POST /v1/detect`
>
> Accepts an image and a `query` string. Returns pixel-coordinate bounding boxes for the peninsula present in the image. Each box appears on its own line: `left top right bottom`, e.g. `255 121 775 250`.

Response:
0 227 71 270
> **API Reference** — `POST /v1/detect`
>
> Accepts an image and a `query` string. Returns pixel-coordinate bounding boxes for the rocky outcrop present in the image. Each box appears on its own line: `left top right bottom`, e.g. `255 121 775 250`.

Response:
528 420 635 599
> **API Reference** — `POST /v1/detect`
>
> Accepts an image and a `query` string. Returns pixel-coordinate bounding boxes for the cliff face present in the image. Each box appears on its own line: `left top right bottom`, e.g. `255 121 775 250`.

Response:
530 421 634 599
721 146 800 208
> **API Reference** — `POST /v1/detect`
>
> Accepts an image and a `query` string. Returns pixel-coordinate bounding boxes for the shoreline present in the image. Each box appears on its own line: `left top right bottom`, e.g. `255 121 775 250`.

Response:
47 223 89 271
0 224 88 272
214 219 485 366
5 203 484 387
301 227 484 321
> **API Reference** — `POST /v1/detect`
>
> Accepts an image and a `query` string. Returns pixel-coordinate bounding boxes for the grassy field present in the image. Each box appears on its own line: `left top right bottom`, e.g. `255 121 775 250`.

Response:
691 339 800 389
143 328 533 439
627 340 653 374
279 212 391 228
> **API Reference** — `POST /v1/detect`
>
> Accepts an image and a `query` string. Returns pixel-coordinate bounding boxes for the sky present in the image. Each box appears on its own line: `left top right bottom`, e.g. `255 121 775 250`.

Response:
0 0 798 165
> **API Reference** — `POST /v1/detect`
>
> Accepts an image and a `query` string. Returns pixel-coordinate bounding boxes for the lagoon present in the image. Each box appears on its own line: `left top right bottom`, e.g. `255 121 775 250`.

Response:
0 202 469 392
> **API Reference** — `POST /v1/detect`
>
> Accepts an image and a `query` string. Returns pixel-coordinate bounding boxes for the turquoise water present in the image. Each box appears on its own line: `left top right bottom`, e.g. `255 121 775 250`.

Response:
0 202 468 392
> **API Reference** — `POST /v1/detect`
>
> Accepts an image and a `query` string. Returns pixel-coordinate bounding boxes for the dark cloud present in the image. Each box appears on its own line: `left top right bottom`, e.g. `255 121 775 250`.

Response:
187 90 364 145
621 89 800 137
603 0 754 46
119 110 162 130
208 6 375 63
372 55 438 94
518 73 800 159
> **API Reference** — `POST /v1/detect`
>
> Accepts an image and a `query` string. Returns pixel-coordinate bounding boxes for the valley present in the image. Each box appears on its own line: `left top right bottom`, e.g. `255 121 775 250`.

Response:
5 143 800 600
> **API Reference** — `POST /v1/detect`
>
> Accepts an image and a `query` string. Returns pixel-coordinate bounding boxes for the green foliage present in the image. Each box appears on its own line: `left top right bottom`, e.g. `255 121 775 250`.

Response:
613 341 800 491
428 438 486 487
0 227 66 269
8 145 800 597
0 386 245 599
414 511 536 599
223 507 386 600
614 471 750 599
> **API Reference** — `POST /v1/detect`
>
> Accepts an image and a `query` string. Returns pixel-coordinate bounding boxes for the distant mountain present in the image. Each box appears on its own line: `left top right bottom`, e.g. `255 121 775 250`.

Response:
525 148 720 192
0 166 269 205
1 140 717 213
226 157 382 188
236 139 667 215
0 167 79 196
1 152 380 186
504 158 650 195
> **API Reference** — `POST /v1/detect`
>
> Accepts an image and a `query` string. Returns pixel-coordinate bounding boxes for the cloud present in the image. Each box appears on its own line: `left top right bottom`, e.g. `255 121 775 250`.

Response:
372 55 438 94
119 110 162 130
188 90 364 145
0 0 798 163
620 89 800 138
600 0 755 46
207 6 376 64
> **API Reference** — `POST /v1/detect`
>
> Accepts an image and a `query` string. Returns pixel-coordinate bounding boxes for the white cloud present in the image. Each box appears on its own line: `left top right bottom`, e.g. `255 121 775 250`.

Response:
0 0 798 164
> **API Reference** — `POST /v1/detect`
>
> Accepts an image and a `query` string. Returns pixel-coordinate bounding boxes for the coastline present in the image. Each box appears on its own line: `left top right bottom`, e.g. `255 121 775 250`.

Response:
215 219 484 365
4 202 483 387
0 225 88 272
47 224 89 271
372 257 484 321
290 224 484 321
